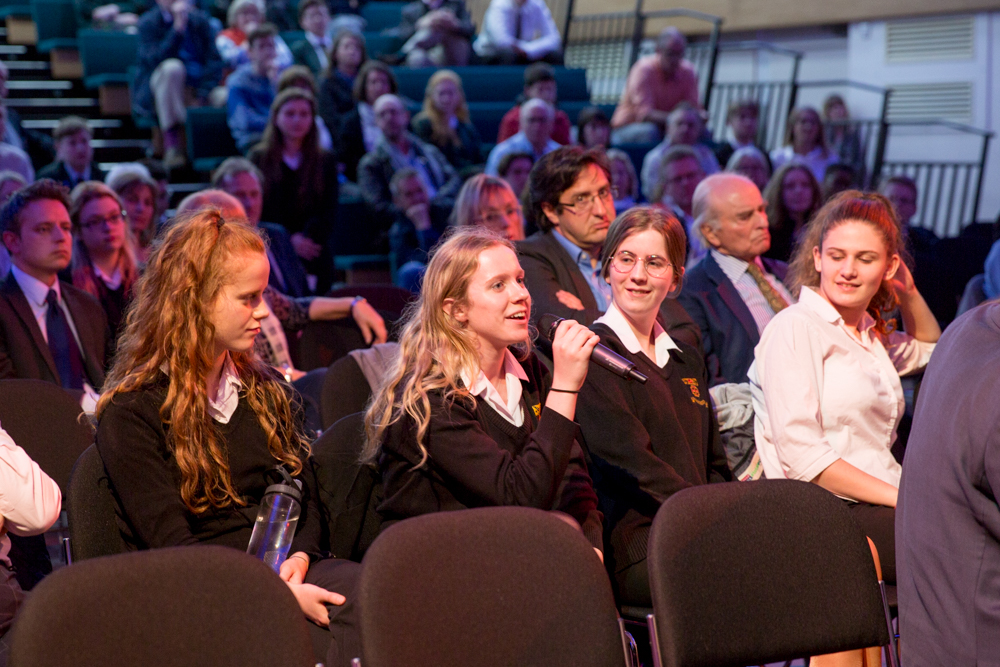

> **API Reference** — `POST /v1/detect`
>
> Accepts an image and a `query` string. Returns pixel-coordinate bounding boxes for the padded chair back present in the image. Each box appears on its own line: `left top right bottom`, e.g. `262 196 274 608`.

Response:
79 29 139 86
311 413 382 561
360 1 406 31
320 355 371 430
186 106 239 172
0 379 93 495
647 479 888 667
957 273 987 316
359 506 627 667
7 546 315 667
32 0 78 53
66 444 129 561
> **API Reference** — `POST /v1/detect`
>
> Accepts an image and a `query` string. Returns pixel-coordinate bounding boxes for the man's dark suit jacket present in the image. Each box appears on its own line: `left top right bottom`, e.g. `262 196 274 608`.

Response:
517 230 702 352
35 161 106 190
0 273 109 391
676 251 788 386
259 222 310 298
291 38 323 77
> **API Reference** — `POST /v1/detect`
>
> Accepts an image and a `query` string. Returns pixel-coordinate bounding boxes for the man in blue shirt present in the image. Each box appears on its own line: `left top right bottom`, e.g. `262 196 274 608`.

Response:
484 98 560 175
227 24 279 153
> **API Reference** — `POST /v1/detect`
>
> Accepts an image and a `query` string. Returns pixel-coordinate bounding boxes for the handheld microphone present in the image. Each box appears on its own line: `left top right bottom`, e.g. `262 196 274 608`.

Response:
538 314 648 384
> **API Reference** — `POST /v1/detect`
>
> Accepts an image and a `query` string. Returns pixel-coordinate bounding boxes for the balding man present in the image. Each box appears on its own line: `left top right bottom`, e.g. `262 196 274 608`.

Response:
485 98 561 175
176 188 248 219
676 173 793 386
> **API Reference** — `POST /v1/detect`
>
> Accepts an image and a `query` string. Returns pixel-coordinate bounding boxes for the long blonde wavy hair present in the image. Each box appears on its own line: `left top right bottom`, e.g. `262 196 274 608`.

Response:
419 69 470 148
96 210 309 515
362 227 528 466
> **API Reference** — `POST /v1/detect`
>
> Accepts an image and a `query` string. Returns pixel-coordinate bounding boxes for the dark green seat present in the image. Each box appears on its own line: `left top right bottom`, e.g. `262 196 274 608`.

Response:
392 66 590 104
360 1 407 32
466 101 512 143
363 31 403 58
281 30 305 46
0 0 30 19
80 29 138 88
186 106 239 173
33 0 79 53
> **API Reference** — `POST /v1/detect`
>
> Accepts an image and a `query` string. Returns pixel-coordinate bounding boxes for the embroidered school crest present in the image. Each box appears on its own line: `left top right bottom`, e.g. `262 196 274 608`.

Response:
532 403 541 417
682 378 708 407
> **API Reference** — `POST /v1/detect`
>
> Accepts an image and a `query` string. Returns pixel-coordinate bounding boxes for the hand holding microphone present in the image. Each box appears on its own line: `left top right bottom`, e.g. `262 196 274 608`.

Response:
548 318 600 393
539 314 649 384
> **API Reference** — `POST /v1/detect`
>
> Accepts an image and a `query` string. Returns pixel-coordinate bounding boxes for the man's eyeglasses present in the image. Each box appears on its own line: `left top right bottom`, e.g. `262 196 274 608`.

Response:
609 250 672 278
80 211 126 230
558 186 617 214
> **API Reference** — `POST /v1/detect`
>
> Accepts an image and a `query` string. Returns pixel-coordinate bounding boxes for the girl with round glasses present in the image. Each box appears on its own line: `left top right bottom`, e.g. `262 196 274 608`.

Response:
575 206 732 607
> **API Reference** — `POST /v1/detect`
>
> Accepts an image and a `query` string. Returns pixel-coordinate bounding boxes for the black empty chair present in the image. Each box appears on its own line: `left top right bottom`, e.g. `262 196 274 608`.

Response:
320 355 372 430
645 479 895 667
7 545 315 667
65 444 129 562
358 506 630 667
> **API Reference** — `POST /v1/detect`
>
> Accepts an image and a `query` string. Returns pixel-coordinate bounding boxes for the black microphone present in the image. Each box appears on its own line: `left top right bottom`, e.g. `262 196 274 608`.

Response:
538 314 648 384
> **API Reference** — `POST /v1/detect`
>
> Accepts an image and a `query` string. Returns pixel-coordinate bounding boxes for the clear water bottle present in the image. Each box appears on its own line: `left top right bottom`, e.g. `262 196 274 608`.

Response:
247 467 303 573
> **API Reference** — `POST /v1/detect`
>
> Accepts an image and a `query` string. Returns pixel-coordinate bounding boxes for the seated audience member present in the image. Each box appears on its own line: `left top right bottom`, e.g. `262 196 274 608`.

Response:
880 174 937 255
0 73 52 169
714 100 767 169
334 61 396 182
896 301 1000 667
358 94 461 227
137 157 171 226
216 0 291 74
496 63 571 145
762 162 822 262
213 157 310 298
290 0 332 76
610 27 699 145
518 146 700 350
249 88 339 292
823 94 863 177
576 106 610 150
640 102 719 202
395 0 474 67
227 24 279 153
473 0 562 65
0 172 24 281
317 30 366 132
651 145 706 266
133 0 224 168
485 99 561 176
411 70 483 173
95 210 367 667
606 148 638 211
452 173 526 242
770 107 838 185
363 227 603 558
37 117 105 188
68 182 140 342
0 180 109 405
725 145 770 192
106 164 160 264
387 169 451 292
822 162 856 201
750 191 940 590
0 424 61 655
677 173 792 385
78 0 147 26
577 206 731 606
0 132 32 185
497 151 533 199
277 66 334 152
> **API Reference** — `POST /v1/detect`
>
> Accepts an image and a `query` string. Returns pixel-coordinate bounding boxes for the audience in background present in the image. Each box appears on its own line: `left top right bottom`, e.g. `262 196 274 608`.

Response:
277 66 334 152
497 63 571 145
134 0 224 168
651 145 706 266
474 0 562 65
496 151 533 199
411 70 483 173
640 102 718 202
137 157 170 226
485 99 560 176
335 61 396 182
68 182 140 342
762 162 823 262
881 175 938 256
770 107 838 184
0 137 33 185
725 145 770 192
317 30 367 130
395 0 474 67
215 0 291 75
0 171 24 278
79 0 147 26
822 162 857 201
0 65 53 169
105 163 160 264
714 100 766 170
575 106 610 150
249 88 339 292
37 117 104 188
226 24 279 153
823 94 864 178
290 0 332 76
452 173 525 242
610 27 699 145
606 149 638 211
387 168 450 292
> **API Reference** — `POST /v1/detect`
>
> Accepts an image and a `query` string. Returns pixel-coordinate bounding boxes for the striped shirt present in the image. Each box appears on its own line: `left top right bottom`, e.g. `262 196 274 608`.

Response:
711 250 794 335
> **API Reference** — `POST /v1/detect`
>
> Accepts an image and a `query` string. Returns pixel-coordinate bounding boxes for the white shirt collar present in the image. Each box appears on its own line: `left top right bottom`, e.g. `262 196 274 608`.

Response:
305 31 327 48
10 264 59 307
92 263 122 290
594 301 678 368
159 353 242 424
460 348 529 426
798 285 877 341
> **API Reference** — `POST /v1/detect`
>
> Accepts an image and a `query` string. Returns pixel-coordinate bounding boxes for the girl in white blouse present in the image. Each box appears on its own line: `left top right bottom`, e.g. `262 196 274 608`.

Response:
749 190 940 584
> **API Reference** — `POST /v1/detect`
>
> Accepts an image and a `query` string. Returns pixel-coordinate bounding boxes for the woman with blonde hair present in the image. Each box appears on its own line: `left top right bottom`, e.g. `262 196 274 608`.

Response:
364 227 605 555
105 164 161 264
451 173 525 241
769 106 838 184
411 69 483 172
95 210 360 667
69 181 140 341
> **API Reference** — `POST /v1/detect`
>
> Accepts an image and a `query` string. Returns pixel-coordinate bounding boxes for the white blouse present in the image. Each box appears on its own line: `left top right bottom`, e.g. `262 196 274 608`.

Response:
748 286 934 490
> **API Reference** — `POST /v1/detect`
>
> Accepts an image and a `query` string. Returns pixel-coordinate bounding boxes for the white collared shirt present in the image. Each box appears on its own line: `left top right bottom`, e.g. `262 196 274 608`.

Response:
0 421 61 566
594 301 679 369
748 286 935 491
208 353 242 424
460 348 529 427
711 250 794 334
305 31 329 72
474 0 562 60
92 263 122 290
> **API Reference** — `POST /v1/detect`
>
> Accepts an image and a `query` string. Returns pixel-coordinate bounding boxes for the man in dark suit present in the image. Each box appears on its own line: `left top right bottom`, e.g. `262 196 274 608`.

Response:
518 146 700 352
677 173 792 386
35 116 106 189
290 0 330 77
212 157 312 298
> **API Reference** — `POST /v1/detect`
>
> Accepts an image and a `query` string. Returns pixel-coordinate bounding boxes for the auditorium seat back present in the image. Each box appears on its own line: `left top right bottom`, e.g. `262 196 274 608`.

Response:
393 66 590 104
66 444 130 562
79 29 139 89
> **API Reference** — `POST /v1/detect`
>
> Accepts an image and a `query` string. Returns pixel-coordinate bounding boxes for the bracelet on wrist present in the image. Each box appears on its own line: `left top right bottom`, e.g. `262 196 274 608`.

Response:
350 296 366 312
288 553 310 564
548 387 579 394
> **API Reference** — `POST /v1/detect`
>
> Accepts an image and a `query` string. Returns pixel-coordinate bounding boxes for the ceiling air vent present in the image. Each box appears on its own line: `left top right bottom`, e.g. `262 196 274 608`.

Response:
886 82 973 123
886 15 974 63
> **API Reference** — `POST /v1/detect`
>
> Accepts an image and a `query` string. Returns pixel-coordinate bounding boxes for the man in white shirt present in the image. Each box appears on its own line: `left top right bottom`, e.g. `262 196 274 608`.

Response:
677 173 793 385
473 0 562 64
